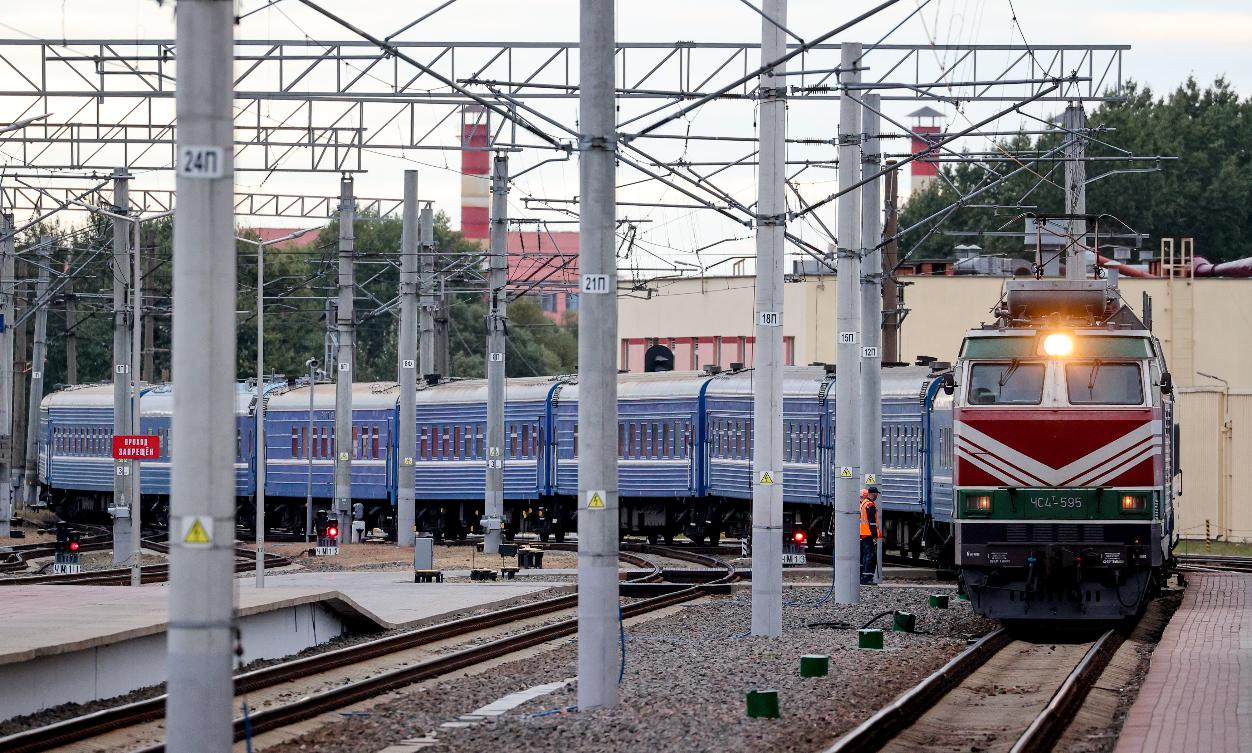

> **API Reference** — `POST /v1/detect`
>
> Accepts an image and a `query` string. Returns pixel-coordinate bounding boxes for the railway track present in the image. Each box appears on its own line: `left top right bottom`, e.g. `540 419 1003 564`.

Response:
824 626 1124 753
1175 553 1252 573
0 537 292 586
0 545 731 753
0 524 114 573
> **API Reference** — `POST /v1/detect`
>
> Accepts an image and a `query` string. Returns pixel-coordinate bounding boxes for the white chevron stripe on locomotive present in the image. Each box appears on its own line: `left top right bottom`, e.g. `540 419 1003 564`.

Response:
955 420 1161 487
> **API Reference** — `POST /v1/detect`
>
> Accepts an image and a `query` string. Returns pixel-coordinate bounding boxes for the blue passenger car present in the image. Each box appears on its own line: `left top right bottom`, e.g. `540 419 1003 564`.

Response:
552 372 708 541
262 382 398 531
39 382 261 519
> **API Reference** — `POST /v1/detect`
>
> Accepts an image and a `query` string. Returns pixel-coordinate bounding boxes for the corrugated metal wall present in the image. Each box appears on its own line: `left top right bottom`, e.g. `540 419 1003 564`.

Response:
1176 388 1252 542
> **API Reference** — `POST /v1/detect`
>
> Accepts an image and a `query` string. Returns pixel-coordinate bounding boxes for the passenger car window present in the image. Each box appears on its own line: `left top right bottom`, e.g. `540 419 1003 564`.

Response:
1065 362 1144 405
967 362 1045 405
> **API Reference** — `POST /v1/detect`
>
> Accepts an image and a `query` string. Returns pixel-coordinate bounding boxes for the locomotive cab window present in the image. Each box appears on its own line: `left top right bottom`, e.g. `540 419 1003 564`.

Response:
966 362 1045 405
1065 362 1144 405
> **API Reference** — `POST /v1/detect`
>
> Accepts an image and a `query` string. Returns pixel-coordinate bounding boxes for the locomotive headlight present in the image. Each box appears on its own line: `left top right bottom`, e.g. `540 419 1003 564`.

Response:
965 494 992 512
1042 333 1074 357
1120 494 1146 512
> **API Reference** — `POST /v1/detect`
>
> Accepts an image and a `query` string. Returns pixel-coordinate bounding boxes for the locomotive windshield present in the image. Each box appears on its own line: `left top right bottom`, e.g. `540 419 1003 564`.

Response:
1065 361 1144 405
966 362 1045 405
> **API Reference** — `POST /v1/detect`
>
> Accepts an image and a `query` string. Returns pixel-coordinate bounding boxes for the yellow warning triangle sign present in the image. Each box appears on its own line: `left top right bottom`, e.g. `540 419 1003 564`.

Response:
587 492 606 510
183 519 211 545
759 471 775 485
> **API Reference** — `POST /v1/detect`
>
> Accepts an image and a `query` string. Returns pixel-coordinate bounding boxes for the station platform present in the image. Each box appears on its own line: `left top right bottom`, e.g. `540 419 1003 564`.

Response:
0 575 556 721
1115 572 1252 753
236 571 560 629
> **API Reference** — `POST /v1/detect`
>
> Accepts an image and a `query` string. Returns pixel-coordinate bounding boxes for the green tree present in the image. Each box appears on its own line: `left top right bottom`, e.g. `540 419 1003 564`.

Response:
898 78 1252 265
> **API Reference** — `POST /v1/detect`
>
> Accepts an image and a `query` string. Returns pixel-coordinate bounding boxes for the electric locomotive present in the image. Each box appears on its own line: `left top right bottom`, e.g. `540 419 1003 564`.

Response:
952 279 1177 621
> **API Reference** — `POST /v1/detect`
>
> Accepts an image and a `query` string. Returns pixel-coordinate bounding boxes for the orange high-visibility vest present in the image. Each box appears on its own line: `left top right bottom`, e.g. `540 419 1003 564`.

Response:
859 498 881 539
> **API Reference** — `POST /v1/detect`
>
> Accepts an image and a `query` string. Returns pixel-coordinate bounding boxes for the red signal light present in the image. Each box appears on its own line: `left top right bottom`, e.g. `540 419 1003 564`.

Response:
793 530 807 545
69 541 80 552
326 526 338 539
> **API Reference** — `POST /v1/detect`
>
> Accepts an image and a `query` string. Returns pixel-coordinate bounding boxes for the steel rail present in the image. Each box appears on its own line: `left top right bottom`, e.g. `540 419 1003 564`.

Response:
822 627 1122 753
0 539 291 585
0 551 679 753
821 628 1010 753
1009 629 1123 753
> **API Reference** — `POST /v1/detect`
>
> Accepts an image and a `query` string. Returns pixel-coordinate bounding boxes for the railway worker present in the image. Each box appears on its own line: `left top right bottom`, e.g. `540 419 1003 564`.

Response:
859 486 882 585
352 501 366 544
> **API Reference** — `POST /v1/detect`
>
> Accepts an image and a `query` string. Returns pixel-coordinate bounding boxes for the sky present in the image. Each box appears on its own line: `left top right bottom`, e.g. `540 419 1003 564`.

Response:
0 0 1248 277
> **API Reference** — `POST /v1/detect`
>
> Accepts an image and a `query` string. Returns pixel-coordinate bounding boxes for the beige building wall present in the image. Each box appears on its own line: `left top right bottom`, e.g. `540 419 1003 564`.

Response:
1174 388 1252 543
620 275 1252 389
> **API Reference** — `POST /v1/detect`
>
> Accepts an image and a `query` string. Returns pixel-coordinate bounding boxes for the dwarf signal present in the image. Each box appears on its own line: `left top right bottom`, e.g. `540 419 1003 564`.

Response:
315 512 340 556
53 523 82 574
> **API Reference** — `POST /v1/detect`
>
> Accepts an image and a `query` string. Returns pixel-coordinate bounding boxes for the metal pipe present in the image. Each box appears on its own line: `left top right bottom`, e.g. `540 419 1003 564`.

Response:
20 237 48 512
306 359 316 543
256 237 266 585
881 162 900 363
484 153 508 555
130 218 142 587
0 212 12 537
576 0 620 710
165 1 236 748
834 42 863 604
750 0 787 638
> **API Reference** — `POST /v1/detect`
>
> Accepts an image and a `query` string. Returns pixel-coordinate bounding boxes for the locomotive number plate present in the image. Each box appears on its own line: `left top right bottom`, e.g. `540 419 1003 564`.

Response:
1027 495 1083 509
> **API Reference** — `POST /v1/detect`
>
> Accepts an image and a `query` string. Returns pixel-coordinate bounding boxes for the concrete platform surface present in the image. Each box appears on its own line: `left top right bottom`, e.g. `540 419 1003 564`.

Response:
0 584 376 665
237 571 557 629
1115 572 1252 753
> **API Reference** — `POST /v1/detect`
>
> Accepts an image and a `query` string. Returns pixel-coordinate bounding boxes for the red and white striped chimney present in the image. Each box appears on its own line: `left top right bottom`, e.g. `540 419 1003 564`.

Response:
460 105 490 246
908 106 944 194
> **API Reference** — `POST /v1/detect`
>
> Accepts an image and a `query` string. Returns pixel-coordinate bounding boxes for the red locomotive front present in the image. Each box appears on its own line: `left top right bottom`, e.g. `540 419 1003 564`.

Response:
952 280 1176 621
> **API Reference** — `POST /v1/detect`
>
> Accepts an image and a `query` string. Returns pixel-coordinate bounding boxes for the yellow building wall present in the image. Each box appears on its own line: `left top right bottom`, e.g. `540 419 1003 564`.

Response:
620 275 1252 389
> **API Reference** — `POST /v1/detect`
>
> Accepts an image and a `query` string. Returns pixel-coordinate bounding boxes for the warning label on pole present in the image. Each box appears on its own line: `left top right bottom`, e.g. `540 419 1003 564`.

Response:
758 470 777 485
180 516 213 547
586 490 607 510
864 473 877 484
839 466 854 478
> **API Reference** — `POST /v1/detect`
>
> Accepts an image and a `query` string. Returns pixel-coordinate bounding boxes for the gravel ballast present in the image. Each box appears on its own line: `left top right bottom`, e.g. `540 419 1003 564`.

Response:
263 585 995 753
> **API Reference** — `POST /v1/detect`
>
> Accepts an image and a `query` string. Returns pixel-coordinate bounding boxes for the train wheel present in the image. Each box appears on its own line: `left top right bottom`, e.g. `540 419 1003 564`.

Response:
647 533 659 545
539 531 551 543
689 533 705 546
708 529 721 547
554 529 567 543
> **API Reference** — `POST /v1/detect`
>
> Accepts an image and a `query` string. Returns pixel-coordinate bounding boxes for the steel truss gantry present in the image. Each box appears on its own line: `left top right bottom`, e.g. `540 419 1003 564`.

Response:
0 184 402 219
0 39 1128 171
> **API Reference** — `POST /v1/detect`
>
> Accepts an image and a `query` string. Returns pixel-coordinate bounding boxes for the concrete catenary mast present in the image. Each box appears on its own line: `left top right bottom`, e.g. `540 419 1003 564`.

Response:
334 176 356 541
111 170 134 564
165 0 237 749
577 0 621 710
750 0 787 638
834 42 863 604
859 94 884 583
1063 103 1088 280
484 153 508 555
397 170 420 548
